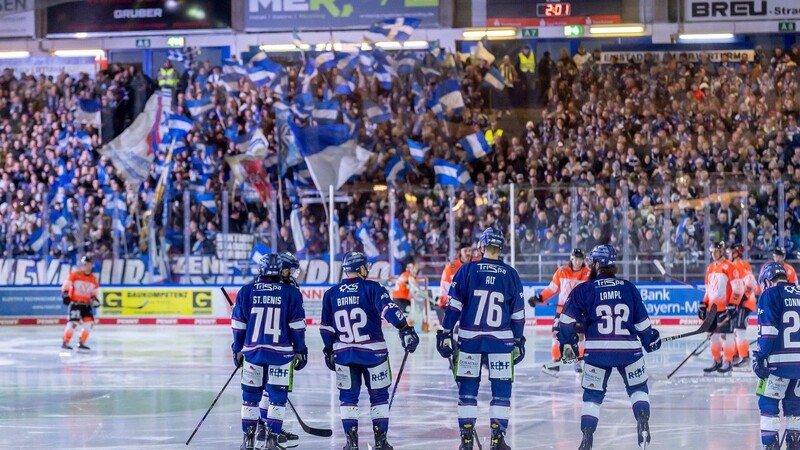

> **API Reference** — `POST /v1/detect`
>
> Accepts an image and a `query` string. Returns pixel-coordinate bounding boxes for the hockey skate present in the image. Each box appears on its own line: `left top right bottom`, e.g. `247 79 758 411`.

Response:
343 426 358 450
459 423 475 450
241 424 256 450
636 411 650 449
733 355 750 368
763 440 780 450
541 364 560 378
279 430 299 448
574 361 583 374
264 430 283 450
77 343 90 351
787 430 800 450
372 425 393 450
490 423 510 450
703 360 722 375
61 342 72 350
578 427 594 450
717 361 732 376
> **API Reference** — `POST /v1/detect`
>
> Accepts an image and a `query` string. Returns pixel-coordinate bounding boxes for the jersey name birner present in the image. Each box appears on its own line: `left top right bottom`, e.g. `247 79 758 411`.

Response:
600 291 622 301
337 296 360 307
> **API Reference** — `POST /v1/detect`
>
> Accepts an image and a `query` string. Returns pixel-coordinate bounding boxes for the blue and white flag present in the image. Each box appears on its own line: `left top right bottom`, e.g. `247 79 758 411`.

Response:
675 214 689 247
314 52 336 71
384 155 407 187
312 100 340 125
49 210 70 236
298 57 318 95
358 51 376 75
420 66 440 80
364 100 391 124
433 159 460 187
293 163 314 188
436 79 465 113
396 54 418 74
460 132 492 161
223 59 248 77
390 219 412 261
369 17 421 42
333 73 356 96
296 124 372 192
250 242 271 265
168 47 201 67
356 224 380 258
336 51 360 75
76 98 101 127
167 114 194 139
276 116 303 176
28 226 47 253
374 64 393 90
458 163 474 190
407 139 430 163
221 73 244 95
482 66 506 91
248 58 283 88
186 97 214 121
193 192 217 214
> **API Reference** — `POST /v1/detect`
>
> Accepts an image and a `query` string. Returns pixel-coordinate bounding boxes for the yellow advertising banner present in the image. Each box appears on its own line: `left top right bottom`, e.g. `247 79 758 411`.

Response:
101 289 213 316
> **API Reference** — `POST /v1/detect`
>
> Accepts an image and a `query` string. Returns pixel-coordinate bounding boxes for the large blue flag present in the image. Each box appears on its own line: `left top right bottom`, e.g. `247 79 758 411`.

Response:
369 17 421 42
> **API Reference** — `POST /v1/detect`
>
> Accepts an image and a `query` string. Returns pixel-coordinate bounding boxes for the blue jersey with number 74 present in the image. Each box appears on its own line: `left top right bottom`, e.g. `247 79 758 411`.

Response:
443 258 525 354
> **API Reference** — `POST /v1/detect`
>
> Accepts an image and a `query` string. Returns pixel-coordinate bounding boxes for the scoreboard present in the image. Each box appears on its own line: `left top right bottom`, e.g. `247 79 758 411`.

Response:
488 0 621 26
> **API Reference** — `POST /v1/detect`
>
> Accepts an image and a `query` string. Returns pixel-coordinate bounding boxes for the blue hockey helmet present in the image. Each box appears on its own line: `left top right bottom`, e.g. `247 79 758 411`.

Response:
478 227 505 251
588 244 617 268
258 253 283 278
759 262 788 289
342 251 369 275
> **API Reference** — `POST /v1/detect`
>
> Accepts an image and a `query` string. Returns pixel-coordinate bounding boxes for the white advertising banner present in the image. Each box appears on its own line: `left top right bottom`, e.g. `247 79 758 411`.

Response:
600 49 755 64
684 0 800 22
0 0 35 37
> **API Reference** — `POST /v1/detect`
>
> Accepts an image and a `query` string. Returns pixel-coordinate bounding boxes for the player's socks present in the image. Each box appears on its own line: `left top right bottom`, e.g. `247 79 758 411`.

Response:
343 426 358 450
254 421 266 450
636 410 650 449
61 342 72 350
703 360 722 373
787 431 800 450
372 425 393 450
77 343 90 351
490 423 510 450
578 427 594 450
459 423 475 450
241 424 256 450
717 361 732 374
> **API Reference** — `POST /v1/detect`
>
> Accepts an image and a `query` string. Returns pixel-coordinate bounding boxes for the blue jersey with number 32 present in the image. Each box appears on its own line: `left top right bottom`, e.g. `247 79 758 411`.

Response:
757 282 800 379
320 278 407 366
559 274 653 367
443 258 525 354
231 280 307 367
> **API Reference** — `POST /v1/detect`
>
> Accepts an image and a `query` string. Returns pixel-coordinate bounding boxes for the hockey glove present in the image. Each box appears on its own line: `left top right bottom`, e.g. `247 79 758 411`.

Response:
527 294 543 307
698 302 707 320
293 349 308 371
233 352 244 368
512 337 526 365
560 333 579 363
436 329 455 359
752 354 770 380
644 329 661 353
62 292 71 305
90 297 101 308
323 346 336 371
724 303 737 321
399 324 419 353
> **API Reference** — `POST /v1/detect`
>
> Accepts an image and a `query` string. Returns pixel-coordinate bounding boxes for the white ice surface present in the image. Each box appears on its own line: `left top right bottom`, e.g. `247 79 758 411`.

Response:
0 325 763 449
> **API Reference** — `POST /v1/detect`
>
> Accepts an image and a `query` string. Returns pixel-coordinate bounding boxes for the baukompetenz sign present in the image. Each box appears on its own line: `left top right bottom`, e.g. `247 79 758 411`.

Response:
47 0 232 35
245 0 439 31
684 0 800 21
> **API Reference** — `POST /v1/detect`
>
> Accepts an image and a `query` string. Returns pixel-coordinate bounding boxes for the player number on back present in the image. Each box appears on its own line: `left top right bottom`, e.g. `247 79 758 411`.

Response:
334 308 369 343
251 307 282 343
473 289 504 328
596 303 630 335
783 311 800 348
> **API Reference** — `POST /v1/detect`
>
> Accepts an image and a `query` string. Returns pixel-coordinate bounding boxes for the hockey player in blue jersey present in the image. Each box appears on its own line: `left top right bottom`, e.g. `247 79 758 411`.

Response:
320 251 420 450
435 227 526 450
232 253 308 450
753 262 800 450
279 251 301 287
557 244 661 450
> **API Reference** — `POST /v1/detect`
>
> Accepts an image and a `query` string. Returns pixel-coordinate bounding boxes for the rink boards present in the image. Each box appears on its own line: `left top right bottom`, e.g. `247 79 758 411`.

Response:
0 282 757 326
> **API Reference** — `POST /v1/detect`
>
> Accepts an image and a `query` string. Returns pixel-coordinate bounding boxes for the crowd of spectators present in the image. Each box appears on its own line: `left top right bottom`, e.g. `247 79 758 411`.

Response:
1 41 799 281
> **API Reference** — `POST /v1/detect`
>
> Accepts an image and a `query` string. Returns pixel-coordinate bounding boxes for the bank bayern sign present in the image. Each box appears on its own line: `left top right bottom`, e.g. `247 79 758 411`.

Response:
245 0 439 30
684 0 800 21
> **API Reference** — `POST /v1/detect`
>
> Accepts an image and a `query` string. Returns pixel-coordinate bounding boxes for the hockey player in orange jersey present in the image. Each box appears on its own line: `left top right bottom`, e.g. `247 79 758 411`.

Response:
727 243 756 368
61 255 100 350
437 247 472 323
700 241 743 374
529 248 590 376
392 262 421 314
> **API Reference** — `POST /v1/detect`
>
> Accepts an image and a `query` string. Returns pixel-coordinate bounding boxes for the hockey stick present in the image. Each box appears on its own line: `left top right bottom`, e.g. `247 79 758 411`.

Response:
666 336 710 379
388 350 410 411
186 364 241 445
653 260 705 291
221 287 233 306
286 397 333 437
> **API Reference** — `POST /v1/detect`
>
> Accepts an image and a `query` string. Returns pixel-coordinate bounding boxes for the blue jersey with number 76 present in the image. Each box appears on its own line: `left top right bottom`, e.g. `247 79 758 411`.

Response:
443 258 525 354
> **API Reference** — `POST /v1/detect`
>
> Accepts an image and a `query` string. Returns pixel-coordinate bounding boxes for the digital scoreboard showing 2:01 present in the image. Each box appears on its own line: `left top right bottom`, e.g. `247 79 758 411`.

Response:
536 2 572 17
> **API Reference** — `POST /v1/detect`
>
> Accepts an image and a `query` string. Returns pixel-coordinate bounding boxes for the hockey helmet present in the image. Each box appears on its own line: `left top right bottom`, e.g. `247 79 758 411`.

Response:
759 262 788 290
258 253 282 278
342 251 369 275
773 247 787 257
80 255 92 265
478 227 505 251
710 241 726 251
280 251 301 278
728 242 744 260
588 244 617 268
571 248 586 259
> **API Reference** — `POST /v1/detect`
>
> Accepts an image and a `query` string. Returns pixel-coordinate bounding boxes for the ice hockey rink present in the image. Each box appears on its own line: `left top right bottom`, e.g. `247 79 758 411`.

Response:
0 325 763 449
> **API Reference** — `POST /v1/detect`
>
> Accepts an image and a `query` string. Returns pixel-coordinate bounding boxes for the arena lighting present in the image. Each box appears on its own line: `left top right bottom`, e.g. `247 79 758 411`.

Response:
678 33 735 41
74 32 88 39
588 24 645 36
373 184 388 192
259 44 309 53
461 28 517 40
52 49 106 59
0 51 30 59
374 40 429 50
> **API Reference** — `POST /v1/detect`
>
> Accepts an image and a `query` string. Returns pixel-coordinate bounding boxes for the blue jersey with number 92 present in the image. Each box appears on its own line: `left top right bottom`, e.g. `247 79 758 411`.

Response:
443 258 525 354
